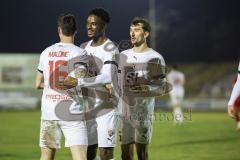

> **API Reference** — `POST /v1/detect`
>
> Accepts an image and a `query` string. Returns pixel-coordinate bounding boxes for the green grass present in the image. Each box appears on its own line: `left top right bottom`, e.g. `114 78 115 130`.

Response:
0 111 240 160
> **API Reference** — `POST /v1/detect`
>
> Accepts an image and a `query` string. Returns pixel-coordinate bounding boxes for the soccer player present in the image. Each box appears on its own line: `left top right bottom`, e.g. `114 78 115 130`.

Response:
35 13 88 160
118 17 166 160
63 8 119 160
167 64 185 124
228 62 240 131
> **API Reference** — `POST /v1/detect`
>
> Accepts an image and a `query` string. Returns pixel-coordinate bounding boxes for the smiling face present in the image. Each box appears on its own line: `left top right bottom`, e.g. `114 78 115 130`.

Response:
130 23 149 47
86 15 105 38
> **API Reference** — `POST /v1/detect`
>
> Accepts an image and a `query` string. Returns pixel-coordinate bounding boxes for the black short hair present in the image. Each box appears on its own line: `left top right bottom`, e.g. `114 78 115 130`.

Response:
57 13 77 36
131 17 151 33
88 8 110 24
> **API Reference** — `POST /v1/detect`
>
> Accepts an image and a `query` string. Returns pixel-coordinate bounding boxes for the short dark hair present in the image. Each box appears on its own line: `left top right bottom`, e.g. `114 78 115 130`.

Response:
131 17 151 33
57 13 77 36
88 8 110 24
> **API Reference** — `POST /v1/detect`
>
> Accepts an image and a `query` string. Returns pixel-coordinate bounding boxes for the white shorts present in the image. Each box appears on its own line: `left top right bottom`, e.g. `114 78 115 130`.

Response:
120 117 153 144
39 120 88 149
87 110 119 147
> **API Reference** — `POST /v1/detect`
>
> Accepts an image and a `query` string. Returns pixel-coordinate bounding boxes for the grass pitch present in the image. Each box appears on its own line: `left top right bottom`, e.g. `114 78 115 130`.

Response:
0 110 239 160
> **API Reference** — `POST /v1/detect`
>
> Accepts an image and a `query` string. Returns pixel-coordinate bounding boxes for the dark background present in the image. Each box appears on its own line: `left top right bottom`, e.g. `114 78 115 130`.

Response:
0 0 239 62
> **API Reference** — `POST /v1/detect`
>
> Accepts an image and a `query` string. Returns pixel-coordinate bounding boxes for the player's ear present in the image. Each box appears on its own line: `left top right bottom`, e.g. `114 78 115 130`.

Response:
144 31 150 39
58 27 62 35
100 21 107 32
73 30 77 37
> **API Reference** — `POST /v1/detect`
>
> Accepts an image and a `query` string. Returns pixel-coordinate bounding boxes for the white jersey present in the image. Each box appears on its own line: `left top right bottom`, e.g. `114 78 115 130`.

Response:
79 39 119 88
83 38 119 108
228 62 240 105
167 70 185 94
37 42 88 120
167 70 185 105
119 48 166 125
82 39 120 147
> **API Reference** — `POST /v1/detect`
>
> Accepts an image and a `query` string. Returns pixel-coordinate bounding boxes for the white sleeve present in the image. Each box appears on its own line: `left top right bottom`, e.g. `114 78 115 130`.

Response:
37 51 44 73
78 49 119 87
228 63 240 106
160 57 166 66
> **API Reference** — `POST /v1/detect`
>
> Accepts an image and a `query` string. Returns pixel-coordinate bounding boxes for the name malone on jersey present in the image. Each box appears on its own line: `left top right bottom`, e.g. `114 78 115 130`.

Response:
48 51 69 57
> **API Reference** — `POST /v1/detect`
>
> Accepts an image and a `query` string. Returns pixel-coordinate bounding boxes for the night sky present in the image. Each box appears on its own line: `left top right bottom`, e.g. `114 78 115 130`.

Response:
0 0 239 62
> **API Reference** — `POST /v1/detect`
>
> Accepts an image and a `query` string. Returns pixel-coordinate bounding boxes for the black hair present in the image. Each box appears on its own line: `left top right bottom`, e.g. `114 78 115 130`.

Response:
131 17 151 33
57 13 77 36
88 8 110 24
